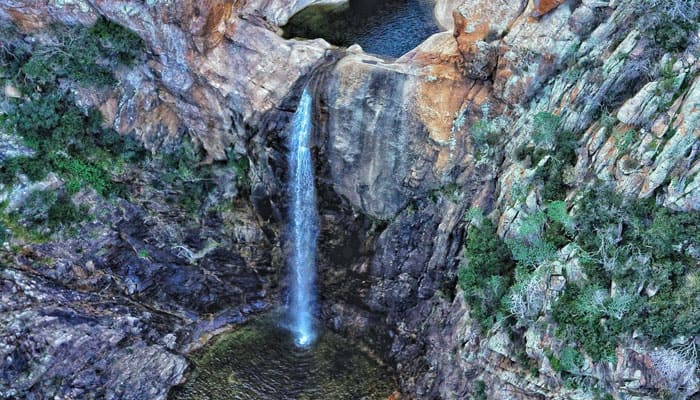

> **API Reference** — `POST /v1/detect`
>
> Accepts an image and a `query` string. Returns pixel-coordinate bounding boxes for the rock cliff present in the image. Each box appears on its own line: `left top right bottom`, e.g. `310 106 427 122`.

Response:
0 0 698 399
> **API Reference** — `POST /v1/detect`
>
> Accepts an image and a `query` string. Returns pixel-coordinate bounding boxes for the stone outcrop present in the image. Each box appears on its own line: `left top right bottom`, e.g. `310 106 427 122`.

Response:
0 268 187 400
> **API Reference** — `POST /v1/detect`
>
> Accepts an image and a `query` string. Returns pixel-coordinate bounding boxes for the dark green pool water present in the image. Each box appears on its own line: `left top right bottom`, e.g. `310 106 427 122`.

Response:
282 0 439 58
169 316 396 400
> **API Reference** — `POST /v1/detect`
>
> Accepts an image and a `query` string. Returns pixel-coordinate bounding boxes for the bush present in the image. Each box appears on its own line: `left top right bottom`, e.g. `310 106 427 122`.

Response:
636 0 699 52
0 157 48 184
474 380 487 400
88 17 144 66
158 140 218 214
551 185 700 360
228 153 251 190
13 190 84 230
0 20 146 196
459 218 515 329
0 221 7 243
532 112 560 148
508 268 547 324
470 117 508 161
14 17 144 88
528 115 578 202
613 129 637 154
551 285 620 361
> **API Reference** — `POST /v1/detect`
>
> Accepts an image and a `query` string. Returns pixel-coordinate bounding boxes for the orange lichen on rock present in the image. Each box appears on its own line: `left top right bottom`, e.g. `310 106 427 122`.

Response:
416 74 473 145
532 0 565 18
453 10 489 42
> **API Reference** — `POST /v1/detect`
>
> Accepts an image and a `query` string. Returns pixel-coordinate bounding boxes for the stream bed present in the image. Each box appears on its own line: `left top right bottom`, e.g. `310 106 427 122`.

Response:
169 315 396 399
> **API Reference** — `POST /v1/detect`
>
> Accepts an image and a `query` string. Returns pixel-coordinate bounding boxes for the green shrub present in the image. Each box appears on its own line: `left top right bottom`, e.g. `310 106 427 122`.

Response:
0 20 145 196
473 380 487 400
157 140 220 214
530 118 578 202
0 157 48 184
532 112 560 148
636 0 698 52
507 238 558 268
12 190 84 230
559 346 584 373
546 201 574 231
471 119 501 148
551 285 619 361
551 185 700 359
614 129 637 154
14 17 144 88
0 221 7 243
52 156 111 195
459 218 515 329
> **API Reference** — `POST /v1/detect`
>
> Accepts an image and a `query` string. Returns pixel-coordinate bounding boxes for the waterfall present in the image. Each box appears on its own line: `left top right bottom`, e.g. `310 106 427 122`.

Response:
287 88 318 347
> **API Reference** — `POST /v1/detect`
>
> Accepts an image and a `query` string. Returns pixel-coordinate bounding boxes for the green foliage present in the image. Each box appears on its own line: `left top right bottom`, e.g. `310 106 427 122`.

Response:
559 346 584 373
159 141 215 214
11 18 143 88
551 285 619 361
0 221 7 244
543 201 575 247
636 0 699 52
501 185 699 363
459 218 515 329
88 18 144 66
546 201 574 231
507 238 558 268
505 208 567 268
471 119 501 148
613 129 637 154
642 271 700 342
473 380 487 400
547 350 561 372
551 185 700 360
545 346 583 375
526 113 579 202
470 117 507 161
532 112 560 148
0 157 48 184
228 153 251 190
11 190 85 230
0 20 145 196
464 206 484 226
52 155 111 194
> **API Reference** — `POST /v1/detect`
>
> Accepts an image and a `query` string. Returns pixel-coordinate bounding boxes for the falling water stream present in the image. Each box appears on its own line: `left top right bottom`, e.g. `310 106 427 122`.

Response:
169 90 396 400
286 88 318 347
169 1 445 394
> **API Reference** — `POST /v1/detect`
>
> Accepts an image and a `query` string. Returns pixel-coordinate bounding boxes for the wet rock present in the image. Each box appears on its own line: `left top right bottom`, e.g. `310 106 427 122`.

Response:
321 48 489 218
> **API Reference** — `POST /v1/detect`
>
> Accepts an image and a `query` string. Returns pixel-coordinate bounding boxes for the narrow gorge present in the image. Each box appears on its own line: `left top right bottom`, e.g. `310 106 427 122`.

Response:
0 0 698 399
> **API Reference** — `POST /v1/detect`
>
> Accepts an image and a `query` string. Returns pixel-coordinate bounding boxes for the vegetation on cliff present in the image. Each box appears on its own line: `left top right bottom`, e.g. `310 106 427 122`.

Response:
460 107 700 396
0 18 144 194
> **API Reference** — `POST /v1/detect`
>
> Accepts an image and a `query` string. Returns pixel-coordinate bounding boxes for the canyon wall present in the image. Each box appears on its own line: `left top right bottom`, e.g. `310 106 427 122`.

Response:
1 0 698 398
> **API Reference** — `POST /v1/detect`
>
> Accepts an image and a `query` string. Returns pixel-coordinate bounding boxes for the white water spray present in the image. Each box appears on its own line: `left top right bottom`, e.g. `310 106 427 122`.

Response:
287 88 318 347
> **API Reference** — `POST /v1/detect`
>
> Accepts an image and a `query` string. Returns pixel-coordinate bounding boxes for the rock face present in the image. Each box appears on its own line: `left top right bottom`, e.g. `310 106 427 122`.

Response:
1 0 699 399
0 269 187 400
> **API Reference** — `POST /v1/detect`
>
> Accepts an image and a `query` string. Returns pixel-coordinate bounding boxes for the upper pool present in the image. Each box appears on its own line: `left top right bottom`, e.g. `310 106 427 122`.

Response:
282 0 440 58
